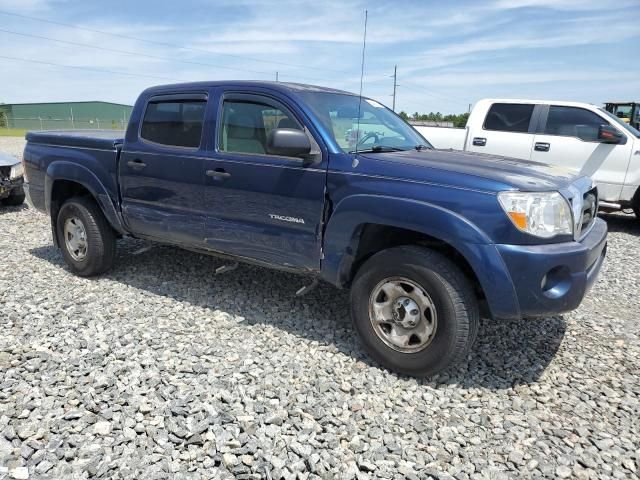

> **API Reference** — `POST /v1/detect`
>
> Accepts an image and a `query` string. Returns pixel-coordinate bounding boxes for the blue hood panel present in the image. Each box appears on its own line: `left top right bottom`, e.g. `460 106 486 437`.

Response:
359 148 578 193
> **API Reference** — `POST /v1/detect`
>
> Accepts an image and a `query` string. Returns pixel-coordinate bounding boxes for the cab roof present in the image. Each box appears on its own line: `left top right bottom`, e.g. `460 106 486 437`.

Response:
476 98 603 109
142 81 356 97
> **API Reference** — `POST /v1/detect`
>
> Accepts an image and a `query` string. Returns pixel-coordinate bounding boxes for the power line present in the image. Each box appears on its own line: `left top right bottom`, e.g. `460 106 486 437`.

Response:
0 53 469 114
0 27 340 83
0 9 354 77
0 54 184 82
399 81 461 104
0 9 465 108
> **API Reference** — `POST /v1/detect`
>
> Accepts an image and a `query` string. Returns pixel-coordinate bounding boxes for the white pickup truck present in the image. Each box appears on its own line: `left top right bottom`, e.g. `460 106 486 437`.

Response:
415 99 640 215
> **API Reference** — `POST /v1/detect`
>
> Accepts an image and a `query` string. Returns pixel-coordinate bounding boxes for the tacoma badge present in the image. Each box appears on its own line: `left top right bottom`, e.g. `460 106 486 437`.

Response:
269 214 305 224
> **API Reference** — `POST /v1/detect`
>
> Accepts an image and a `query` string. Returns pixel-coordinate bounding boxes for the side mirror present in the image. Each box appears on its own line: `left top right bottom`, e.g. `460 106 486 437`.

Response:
598 125 623 144
266 128 311 157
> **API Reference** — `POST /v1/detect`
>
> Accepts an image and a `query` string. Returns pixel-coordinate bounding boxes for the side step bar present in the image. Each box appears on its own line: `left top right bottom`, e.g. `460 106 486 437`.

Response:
599 201 621 210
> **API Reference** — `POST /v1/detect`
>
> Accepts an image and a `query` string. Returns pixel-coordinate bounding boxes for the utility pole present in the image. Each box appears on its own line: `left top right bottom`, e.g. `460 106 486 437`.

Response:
468 103 472 113
276 71 279 82
391 65 398 112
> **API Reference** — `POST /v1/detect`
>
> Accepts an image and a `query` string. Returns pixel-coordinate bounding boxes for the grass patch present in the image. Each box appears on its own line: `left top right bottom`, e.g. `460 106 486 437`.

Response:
0 129 28 137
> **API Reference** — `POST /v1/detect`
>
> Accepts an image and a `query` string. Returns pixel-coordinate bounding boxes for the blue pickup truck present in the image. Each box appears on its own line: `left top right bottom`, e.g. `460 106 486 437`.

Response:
23 81 607 376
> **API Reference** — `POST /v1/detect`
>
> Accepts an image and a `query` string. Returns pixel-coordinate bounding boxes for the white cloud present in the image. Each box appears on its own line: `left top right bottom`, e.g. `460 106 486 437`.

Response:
410 70 618 88
0 0 52 13
414 8 640 63
492 0 637 10
190 40 299 55
1 0 639 114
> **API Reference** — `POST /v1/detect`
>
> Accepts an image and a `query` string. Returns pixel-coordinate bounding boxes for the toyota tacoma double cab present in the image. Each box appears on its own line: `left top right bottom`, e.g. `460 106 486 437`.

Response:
23 81 607 377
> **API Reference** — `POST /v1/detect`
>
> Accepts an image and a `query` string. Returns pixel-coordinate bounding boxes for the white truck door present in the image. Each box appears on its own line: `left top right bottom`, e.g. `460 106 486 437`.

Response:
466 102 537 160
530 105 633 202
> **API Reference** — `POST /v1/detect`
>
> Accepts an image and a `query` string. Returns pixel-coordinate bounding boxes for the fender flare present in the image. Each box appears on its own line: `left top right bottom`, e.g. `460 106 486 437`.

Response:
45 161 127 243
321 194 520 319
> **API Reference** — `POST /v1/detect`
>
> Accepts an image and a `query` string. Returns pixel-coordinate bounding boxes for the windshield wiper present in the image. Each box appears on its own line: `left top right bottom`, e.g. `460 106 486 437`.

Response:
414 144 431 151
349 145 407 154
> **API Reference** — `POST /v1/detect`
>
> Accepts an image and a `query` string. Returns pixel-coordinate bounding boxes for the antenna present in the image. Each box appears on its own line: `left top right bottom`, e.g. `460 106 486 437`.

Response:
354 10 368 158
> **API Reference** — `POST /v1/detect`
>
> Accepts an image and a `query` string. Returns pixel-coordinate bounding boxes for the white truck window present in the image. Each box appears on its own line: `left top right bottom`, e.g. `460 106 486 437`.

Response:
483 103 534 133
545 106 609 142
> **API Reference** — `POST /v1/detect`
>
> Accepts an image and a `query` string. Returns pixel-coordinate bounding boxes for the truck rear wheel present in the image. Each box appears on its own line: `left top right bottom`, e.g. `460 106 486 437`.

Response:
56 196 116 276
350 246 479 377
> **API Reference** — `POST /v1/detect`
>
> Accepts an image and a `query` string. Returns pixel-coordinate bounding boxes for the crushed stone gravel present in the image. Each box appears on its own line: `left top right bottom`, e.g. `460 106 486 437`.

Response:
0 136 638 479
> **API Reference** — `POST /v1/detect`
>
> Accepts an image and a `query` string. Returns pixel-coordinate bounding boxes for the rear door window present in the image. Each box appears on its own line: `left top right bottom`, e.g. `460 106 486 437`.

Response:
141 100 206 148
545 106 609 142
483 103 535 133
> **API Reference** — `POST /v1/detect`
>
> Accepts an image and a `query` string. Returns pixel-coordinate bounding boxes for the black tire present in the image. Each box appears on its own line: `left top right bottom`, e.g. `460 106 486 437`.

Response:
56 196 116 276
350 246 479 377
2 190 25 206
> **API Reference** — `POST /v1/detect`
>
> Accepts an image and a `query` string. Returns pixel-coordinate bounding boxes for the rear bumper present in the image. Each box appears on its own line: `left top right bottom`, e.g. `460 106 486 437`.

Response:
494 218 607 318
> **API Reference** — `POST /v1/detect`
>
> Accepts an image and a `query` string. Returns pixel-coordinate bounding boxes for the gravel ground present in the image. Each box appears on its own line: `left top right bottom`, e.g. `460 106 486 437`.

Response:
1 136 639 479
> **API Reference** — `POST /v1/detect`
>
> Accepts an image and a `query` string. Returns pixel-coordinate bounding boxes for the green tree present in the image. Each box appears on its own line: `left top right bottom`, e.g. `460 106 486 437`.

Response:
407 110 469 127
453 112 469 128
398 111 409 121
0 110 7 129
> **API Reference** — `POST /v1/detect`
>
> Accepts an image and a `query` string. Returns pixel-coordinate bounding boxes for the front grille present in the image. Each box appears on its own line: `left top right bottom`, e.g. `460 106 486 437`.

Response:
0 166 9 181
579 188 598 237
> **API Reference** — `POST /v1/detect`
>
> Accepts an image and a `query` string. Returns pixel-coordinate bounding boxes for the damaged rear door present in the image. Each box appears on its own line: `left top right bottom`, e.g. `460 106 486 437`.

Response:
119 92 208 245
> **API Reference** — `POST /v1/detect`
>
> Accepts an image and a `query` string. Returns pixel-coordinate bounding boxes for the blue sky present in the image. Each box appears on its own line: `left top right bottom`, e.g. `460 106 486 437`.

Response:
1 0 639 114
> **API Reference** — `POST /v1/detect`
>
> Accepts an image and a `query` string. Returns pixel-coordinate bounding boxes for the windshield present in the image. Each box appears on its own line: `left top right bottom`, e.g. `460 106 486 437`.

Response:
599 108 640 138
300 91 431 153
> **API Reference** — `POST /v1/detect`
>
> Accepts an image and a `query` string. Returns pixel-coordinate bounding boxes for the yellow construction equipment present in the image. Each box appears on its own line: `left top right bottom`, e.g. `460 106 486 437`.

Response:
604 102 640 129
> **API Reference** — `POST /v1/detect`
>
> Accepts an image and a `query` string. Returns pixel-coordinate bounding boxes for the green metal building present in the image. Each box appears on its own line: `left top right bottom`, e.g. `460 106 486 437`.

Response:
0 101 133 130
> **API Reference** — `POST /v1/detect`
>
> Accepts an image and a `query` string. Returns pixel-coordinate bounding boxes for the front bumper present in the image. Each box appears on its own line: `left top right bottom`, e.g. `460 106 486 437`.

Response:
495 218 607 318
0 177 24 199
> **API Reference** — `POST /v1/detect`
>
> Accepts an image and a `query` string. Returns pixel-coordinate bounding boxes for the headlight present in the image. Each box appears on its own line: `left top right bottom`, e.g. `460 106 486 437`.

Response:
498 191 573 238
10 163 24 180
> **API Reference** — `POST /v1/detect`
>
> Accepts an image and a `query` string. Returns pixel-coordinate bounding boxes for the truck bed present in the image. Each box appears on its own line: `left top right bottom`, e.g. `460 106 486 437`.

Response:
23 130 123 218
415 125 467 150
25 130 124 150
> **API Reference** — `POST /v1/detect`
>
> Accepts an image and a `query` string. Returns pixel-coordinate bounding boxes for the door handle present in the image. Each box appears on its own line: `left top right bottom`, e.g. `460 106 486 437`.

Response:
472 137 487 146
127 159 147 169
534 142 550 152
206 169 231 179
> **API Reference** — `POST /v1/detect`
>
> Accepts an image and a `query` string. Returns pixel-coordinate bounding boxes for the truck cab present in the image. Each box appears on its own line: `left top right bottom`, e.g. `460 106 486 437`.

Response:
23 82 608 377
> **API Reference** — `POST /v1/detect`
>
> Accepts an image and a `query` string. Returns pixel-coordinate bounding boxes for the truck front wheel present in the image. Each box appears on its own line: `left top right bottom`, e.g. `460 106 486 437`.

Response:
350 246 479 377
56 197 116 276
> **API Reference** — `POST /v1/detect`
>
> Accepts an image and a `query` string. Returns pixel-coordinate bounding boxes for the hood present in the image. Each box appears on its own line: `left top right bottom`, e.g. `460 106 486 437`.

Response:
0 153 20 168
359 148 578 192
